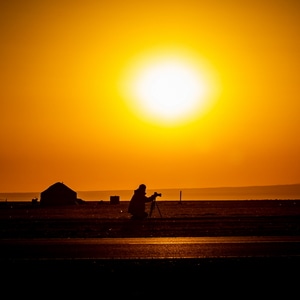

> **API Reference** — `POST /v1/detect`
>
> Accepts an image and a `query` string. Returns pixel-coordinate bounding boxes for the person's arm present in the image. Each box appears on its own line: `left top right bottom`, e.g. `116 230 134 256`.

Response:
144 194 156 203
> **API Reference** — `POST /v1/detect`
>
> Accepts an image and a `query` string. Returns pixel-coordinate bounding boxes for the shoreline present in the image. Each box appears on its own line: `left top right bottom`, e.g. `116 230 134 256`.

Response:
1 198 300 203
1 183 300 201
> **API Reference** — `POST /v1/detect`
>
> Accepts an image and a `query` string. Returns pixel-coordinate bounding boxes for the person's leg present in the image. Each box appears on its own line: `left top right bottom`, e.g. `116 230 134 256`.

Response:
131 214 142 220
131 212 148 220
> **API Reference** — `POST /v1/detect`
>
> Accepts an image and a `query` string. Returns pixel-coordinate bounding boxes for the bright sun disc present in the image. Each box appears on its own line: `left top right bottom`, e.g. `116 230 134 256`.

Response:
121 51 218 125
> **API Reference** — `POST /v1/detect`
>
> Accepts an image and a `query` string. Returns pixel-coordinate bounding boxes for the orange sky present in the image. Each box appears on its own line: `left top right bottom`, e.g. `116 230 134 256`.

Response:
1 0 299 192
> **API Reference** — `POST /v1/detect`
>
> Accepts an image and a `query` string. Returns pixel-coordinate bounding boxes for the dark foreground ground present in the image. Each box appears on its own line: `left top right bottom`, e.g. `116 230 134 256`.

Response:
1 200 300 238
1 200 300 296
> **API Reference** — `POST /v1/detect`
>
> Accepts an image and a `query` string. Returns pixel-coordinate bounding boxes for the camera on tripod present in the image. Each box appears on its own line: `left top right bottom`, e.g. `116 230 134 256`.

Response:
149 192 162 218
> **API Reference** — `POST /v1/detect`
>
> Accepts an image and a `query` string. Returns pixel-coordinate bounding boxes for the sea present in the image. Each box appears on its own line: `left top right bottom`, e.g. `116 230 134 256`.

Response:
1 184 300 202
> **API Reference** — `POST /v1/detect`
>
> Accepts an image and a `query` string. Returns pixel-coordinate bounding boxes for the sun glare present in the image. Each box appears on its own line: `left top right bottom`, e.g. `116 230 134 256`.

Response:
121 50 219 125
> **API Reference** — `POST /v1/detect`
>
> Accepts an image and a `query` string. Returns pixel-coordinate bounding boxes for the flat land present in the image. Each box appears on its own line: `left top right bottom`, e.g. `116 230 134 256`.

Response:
1 200 300 238
1 200 300 296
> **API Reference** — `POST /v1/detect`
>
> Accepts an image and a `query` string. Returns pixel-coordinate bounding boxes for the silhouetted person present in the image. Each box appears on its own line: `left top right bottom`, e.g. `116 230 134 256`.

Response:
128 184 158 220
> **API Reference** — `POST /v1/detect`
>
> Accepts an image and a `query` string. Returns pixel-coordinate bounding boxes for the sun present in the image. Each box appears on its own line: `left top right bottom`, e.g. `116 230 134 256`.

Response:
121 50 219 125
134 59 204 120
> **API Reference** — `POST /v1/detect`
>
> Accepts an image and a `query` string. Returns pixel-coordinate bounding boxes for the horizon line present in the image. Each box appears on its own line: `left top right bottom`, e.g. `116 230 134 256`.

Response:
1 182 300 194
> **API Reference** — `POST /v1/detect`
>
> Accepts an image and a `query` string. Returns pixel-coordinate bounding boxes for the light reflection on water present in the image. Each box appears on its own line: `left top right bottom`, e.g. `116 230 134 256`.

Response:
93 236 300 244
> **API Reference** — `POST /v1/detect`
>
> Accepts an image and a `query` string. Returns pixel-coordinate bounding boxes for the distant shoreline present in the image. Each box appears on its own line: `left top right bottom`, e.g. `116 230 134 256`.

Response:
1 199 300 207
0 184 300 202
1 184 300 202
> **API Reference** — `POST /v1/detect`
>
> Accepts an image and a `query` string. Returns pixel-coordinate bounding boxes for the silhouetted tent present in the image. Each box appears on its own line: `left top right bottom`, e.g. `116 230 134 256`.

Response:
40 182 79 206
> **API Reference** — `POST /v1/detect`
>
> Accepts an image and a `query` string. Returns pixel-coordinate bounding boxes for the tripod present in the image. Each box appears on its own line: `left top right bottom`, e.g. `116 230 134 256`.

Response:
149 198 162 218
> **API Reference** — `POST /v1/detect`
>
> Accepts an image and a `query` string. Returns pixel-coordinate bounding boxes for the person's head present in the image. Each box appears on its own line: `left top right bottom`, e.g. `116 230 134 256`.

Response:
138 184 146 191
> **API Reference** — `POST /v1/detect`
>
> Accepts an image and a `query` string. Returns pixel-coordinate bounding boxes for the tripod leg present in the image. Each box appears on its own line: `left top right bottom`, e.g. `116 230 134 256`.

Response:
155 202 162 218
149 201 155 218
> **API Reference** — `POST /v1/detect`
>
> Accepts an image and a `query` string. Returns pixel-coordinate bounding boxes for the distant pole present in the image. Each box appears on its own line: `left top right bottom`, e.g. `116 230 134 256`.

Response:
179 190 182 203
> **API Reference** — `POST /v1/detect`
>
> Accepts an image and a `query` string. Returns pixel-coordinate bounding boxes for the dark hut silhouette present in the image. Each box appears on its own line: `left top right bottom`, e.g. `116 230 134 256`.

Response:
40 182 79 206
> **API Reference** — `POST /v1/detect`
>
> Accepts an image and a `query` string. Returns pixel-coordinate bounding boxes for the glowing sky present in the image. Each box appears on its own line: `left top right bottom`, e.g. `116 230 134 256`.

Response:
1 0 299 192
